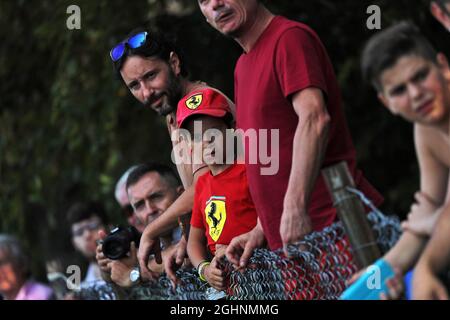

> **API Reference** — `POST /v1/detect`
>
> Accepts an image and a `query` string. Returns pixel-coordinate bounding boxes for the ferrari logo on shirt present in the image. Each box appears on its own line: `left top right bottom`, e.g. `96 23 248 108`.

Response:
205 196 227 241
185 93 203 110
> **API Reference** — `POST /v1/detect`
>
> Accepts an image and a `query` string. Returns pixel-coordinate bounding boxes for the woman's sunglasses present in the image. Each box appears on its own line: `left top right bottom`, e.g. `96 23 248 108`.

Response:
110 31 148 62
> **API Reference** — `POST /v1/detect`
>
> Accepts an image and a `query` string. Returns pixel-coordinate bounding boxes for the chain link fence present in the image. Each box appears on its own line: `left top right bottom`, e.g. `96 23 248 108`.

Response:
76 209 401 300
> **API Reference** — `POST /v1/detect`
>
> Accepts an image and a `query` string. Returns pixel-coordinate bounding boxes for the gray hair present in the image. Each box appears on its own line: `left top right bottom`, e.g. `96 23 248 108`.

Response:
0 234 30 278
114 165 139 203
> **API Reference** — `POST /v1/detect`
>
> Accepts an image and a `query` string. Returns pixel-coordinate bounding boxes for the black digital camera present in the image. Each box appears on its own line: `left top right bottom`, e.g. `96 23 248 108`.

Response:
102 226 141 260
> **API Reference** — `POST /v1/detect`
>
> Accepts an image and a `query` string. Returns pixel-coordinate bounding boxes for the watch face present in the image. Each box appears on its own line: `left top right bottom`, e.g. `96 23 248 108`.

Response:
130 269 140 282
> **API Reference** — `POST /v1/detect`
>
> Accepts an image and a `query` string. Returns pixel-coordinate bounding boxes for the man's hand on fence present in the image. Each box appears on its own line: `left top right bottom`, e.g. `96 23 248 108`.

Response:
280 207 312 257
205 256 226 291
137 231 162 280
226 224 265 270
164 237 188 289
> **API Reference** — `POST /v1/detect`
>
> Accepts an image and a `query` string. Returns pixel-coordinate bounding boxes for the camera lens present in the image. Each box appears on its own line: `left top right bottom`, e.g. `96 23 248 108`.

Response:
102 226 141 260
102 238 127 260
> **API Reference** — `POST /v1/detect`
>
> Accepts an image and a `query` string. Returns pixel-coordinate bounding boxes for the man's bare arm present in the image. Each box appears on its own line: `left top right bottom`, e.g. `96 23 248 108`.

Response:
280 87 330 253
412 201 450 300
378 125 449 273
138 166 209 277
142 166 209 239
417 201 450 272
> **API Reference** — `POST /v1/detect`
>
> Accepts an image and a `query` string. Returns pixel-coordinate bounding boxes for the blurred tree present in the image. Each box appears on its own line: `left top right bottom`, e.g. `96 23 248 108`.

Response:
0 0 448 280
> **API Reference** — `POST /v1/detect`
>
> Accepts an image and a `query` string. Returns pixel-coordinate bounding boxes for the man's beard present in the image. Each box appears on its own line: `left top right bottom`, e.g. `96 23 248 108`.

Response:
144 70 182 117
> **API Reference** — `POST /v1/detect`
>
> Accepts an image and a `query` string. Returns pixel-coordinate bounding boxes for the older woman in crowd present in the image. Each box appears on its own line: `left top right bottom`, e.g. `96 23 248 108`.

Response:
0 234 53 300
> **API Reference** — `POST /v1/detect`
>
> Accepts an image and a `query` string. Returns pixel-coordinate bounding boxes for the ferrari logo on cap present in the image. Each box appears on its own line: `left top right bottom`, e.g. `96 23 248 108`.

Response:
205 196 227 241
185 93 203 110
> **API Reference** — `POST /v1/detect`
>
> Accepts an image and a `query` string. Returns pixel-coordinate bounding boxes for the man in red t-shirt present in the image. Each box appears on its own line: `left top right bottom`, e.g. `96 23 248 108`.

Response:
197 1 383 264
177 88 258 291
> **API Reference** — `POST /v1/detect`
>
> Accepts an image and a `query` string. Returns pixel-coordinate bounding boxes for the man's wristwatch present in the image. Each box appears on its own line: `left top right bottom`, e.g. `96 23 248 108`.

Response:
129 266 141 284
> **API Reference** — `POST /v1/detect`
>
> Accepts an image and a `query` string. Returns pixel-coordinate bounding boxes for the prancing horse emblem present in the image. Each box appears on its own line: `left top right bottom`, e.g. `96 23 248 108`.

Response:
185 93 203 110
205 196 227 241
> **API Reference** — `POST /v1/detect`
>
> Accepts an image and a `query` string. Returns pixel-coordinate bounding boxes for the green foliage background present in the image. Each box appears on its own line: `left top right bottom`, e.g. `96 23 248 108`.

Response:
0 0 449 279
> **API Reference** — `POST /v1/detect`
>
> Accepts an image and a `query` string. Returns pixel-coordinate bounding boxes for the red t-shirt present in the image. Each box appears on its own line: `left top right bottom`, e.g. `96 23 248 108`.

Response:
234 16 384 250
191 164 258 255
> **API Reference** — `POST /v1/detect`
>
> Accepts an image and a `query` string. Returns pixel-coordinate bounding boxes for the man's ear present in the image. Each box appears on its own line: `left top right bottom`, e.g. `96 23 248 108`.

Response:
169 51 181 76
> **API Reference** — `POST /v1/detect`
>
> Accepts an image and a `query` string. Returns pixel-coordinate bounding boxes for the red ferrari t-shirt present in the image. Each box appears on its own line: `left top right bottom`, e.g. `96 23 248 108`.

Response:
191 164 258 255
234 16 383 250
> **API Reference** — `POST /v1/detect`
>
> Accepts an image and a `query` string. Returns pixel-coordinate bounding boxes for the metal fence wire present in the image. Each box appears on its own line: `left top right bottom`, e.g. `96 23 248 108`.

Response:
77 208 402 300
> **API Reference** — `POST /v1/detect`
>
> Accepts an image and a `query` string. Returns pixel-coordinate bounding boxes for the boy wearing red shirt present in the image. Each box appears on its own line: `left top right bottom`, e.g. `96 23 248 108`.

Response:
177 88 258 291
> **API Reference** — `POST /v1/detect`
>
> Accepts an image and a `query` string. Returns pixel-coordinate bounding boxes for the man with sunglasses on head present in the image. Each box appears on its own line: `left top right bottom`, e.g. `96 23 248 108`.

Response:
67 201 108 286
110 29 234 285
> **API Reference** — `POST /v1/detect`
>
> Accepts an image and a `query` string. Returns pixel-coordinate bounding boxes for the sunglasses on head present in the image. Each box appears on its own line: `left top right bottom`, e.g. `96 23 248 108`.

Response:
110 31 148 62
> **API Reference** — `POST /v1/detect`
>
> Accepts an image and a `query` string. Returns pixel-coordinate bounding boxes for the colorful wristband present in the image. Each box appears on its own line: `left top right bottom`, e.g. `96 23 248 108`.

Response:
197 261 210 282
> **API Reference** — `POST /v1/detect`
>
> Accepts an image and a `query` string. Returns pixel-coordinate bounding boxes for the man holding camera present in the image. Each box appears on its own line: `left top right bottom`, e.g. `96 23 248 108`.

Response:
96 163 185 288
